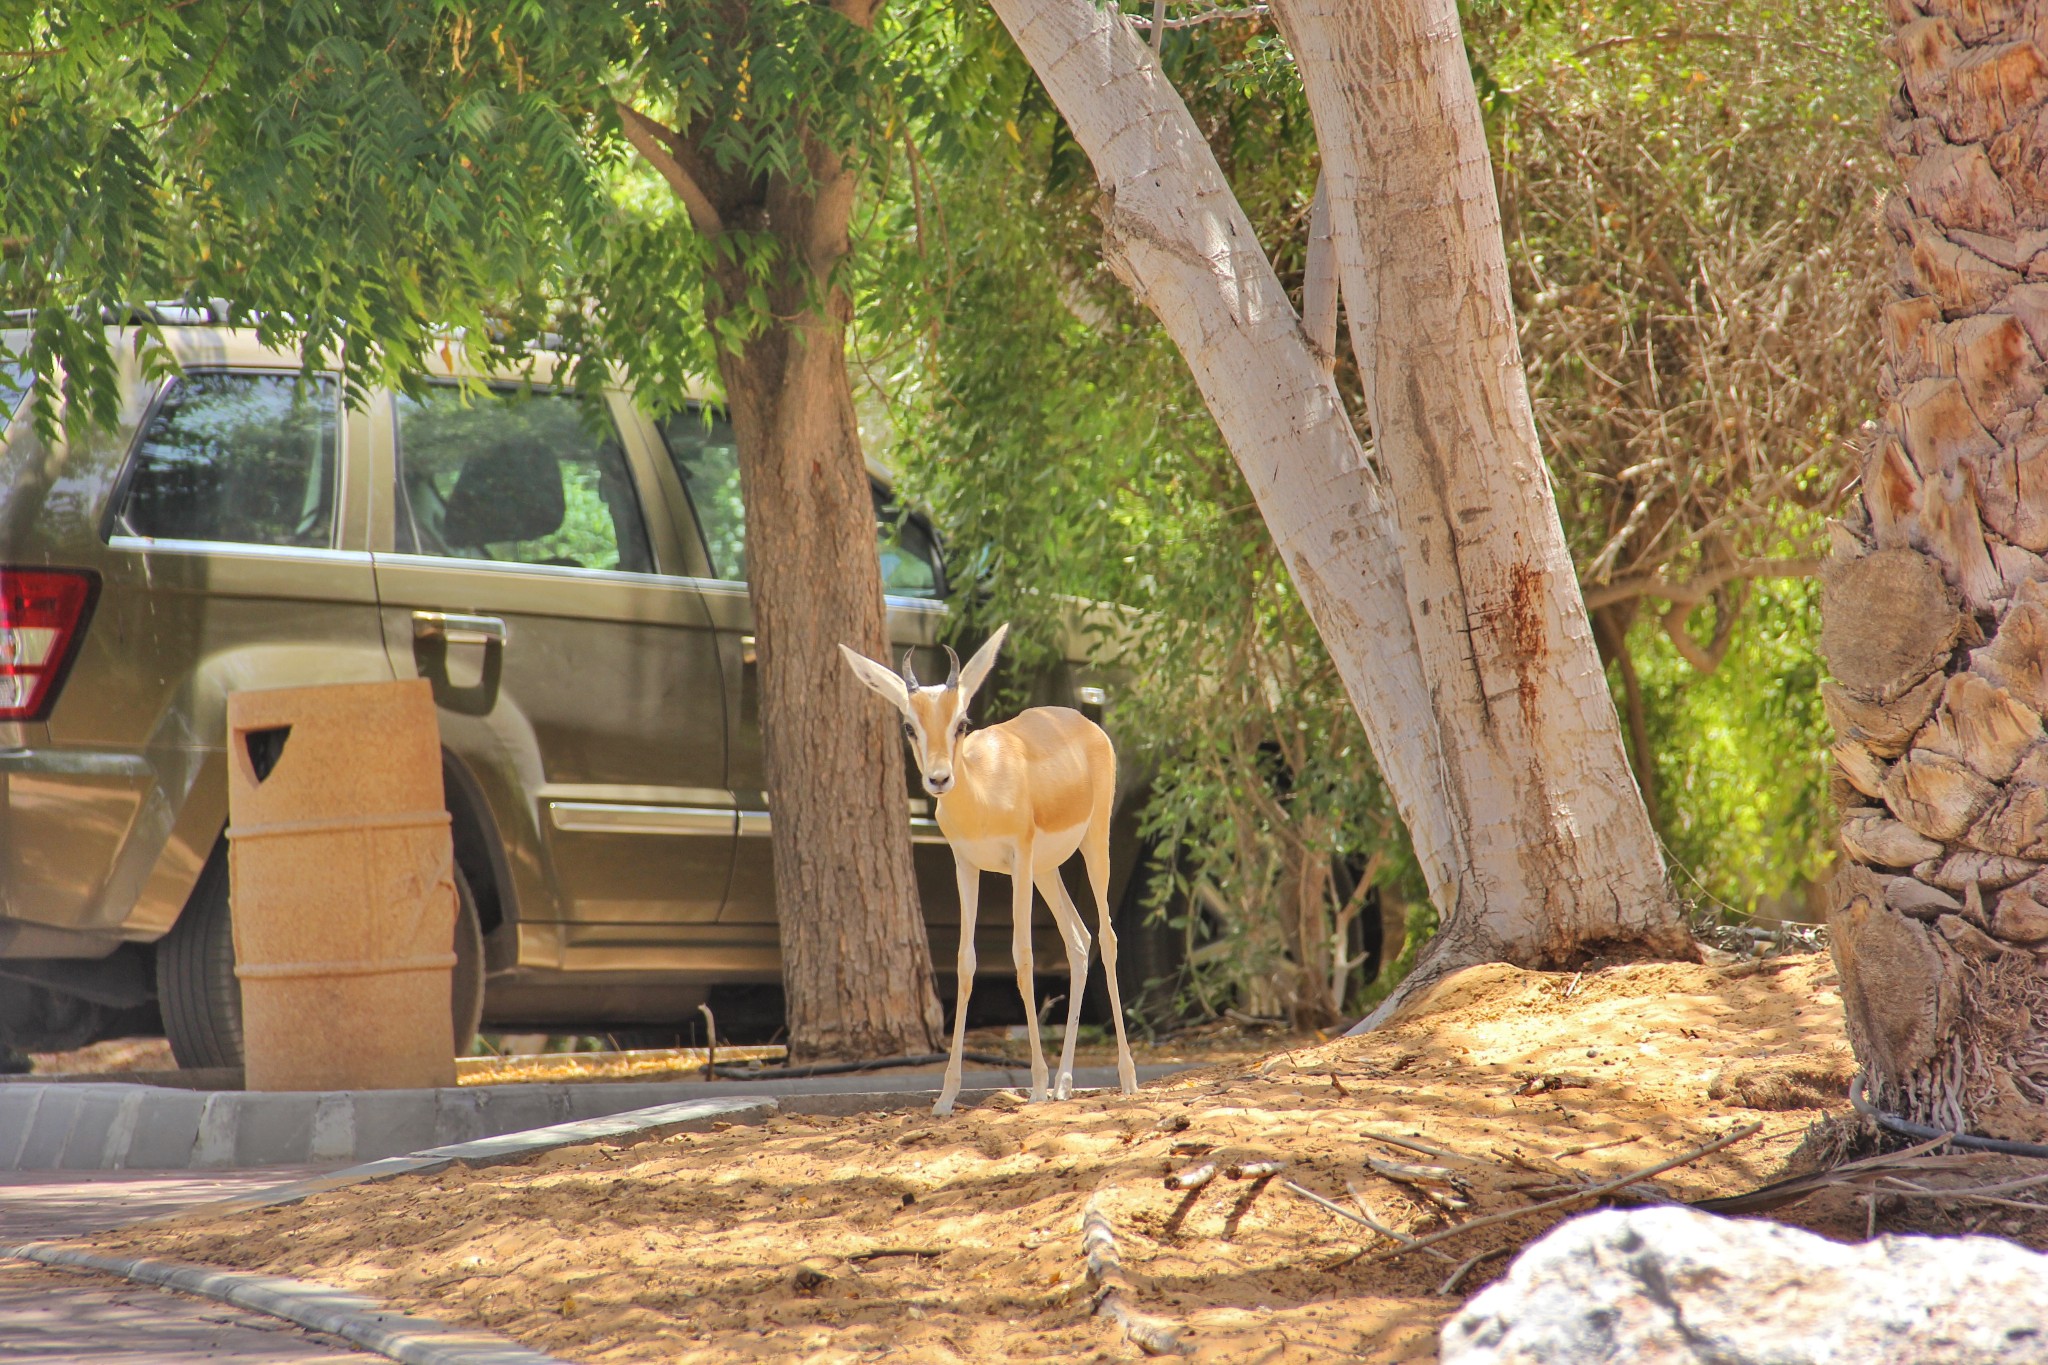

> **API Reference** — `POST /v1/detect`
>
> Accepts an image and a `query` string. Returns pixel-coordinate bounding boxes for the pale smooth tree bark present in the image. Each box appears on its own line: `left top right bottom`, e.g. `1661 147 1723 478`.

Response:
1269 0 1687 1000
1822 0 2048 1141
990 0 1684 1025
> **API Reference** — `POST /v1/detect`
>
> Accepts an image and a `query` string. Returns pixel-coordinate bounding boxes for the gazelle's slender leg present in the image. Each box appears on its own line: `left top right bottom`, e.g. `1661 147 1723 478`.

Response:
1006 835 1050 1101
1010 859 1049 1102
935 853 981 1117
1035 866 1092 1100
1083 821 1138 1095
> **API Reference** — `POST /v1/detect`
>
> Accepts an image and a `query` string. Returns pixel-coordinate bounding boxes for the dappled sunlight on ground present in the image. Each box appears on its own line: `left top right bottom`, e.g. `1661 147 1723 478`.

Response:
93 954 1857 1364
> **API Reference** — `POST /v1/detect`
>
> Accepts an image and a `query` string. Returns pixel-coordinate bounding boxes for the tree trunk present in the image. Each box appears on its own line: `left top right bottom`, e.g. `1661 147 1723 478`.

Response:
991 0 1685 1025
1272 0 1684 1000
620 13 942 1060
712 234 944 1061
1825 0 2048 1141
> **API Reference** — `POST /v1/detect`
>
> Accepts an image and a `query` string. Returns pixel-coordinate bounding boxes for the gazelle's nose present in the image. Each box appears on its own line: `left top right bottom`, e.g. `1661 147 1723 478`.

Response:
924 770 954 796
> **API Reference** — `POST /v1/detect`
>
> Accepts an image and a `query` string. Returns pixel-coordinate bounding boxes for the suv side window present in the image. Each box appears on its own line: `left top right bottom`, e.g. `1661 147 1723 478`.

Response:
114 371 339 548
659 406 746 580
394 385 653 574
656 405 946 598
0 360 29 421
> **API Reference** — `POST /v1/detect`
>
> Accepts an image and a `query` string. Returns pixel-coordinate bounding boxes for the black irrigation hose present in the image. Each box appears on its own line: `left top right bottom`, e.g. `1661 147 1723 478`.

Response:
709 1050 1030 1081
1850 1072 2048 1159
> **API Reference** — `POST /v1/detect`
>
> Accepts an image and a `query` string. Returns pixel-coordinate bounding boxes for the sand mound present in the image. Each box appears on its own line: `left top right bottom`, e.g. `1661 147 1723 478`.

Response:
93 953 1857 1363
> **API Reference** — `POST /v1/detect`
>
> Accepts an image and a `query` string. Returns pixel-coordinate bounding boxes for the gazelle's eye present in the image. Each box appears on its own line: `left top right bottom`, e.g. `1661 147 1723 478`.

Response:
955 719 969 736
902 722 914 738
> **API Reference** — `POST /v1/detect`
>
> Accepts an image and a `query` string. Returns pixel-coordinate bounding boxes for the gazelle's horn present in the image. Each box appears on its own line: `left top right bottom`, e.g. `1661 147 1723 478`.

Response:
944 645 961 688
900 649 921 688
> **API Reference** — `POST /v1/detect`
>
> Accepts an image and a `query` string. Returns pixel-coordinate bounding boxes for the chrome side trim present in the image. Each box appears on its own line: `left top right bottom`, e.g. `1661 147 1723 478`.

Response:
537 783 732 807
0 749 154 779
107 536 369 564
729 807 947 846
548 802 736 837
374 552 681 587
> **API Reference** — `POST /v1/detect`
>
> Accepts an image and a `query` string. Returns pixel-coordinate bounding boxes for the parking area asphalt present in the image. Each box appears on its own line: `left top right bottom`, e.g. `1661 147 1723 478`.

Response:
0 1258 377 1363
0 1166 328 1240
1 1166 388 1363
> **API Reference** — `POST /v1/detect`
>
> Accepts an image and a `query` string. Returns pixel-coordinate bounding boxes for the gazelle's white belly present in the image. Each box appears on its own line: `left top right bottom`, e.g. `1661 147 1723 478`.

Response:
941 823 1087 875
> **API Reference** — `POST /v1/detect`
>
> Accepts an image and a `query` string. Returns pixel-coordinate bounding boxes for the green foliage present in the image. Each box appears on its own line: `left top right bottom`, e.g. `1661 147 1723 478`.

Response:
1468 0 1886 915
1633 575 1837 917
0 0 893 433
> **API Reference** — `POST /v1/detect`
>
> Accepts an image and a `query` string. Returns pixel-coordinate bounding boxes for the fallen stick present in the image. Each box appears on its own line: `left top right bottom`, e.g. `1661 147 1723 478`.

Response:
1081 1196 1186 1356
1280 1179 1455 1264
1165 1162 1218 1191
1227 1160 1288 1181
1367 1122 1763 1264
1435 1246 1510 1296
847 1248 943 1263
1358 1129 1493 1169
1364 1157 1472 1210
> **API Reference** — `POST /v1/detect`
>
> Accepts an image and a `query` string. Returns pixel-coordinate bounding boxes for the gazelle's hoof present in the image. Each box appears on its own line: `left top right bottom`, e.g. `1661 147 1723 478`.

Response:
1054 1076 1074 1101
932 1095 957 1117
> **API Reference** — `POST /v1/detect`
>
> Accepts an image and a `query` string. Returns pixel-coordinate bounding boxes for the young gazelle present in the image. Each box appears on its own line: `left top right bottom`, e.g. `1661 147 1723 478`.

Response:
840 625 1138 1116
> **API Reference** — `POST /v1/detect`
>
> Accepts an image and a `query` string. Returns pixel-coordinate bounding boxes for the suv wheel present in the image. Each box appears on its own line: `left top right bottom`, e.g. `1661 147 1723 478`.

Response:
157 844 487 1070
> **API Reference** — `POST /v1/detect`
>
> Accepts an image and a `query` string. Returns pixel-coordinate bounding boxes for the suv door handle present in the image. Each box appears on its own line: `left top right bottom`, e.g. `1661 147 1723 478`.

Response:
413 611 509 647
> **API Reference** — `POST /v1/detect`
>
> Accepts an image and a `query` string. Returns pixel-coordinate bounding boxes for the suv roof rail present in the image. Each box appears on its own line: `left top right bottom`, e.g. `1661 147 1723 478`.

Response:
1 300 245 329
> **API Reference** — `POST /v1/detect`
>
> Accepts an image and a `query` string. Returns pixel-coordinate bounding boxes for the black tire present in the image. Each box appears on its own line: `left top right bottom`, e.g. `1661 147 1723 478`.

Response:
156 843 241 1070
157 844 488 1069
449 866 486 1056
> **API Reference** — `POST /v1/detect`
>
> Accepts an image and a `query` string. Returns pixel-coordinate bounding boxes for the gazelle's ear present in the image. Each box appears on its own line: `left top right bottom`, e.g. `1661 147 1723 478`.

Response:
955 623 1009 709
839 644 912 715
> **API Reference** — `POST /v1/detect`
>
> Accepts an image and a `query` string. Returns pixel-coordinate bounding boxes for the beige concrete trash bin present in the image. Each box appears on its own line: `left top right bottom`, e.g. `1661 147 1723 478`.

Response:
226 678 458 1091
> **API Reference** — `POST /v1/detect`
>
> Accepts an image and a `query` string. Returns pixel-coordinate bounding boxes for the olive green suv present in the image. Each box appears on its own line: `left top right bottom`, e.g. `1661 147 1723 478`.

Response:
0 322 1143 1066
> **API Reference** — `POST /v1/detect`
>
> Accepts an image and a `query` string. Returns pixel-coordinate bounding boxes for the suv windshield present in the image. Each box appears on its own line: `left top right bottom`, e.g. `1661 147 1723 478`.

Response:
657 404 945 598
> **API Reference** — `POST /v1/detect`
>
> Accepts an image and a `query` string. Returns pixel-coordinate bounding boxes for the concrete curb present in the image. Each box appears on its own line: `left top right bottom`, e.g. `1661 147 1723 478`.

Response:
0 1063 1190 1172
1 1240 573 1365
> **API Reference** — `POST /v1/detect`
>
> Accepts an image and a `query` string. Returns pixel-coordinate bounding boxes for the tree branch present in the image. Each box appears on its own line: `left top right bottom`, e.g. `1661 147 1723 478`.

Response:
1129 4 1271 30
1660 597 1735 676
1579 556 1818 611
615 102 724 237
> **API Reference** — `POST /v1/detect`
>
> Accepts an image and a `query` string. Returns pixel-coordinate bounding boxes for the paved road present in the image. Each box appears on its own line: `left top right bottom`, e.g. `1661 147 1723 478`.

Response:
0 1259 372 1362
0 1167 388 1363
0 1167 324 1240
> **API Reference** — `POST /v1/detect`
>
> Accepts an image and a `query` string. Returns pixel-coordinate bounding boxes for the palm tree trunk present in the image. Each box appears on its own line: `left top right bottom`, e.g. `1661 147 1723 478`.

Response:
1828 0 2048 1140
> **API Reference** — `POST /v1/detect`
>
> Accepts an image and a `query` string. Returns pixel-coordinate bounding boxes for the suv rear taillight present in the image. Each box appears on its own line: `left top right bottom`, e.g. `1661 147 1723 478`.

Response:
0 569 98 722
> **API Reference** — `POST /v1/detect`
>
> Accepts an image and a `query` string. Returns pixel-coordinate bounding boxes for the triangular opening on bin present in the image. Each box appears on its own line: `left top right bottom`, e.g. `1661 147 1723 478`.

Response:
244 725 291 783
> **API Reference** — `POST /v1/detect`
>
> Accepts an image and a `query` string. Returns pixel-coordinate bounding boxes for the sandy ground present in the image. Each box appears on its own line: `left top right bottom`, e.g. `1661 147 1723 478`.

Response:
77 953 1894 1364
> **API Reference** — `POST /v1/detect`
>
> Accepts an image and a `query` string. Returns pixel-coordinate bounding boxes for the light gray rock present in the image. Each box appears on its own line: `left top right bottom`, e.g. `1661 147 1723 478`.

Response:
1442 1206 2048 1364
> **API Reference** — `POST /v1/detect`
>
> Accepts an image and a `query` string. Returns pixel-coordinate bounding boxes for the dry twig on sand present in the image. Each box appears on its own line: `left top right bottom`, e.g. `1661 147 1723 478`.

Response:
1365 1122 1762 1262
1081 1195 1186 1356
1694 1132 1967 1215
1287 1123 1763 1270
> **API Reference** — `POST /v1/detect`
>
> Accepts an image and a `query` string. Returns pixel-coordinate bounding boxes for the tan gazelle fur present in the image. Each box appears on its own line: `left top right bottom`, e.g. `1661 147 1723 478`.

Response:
840 624 1138 1115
